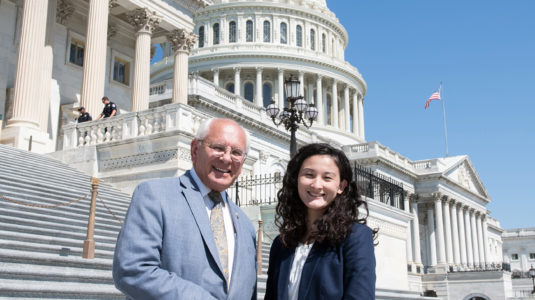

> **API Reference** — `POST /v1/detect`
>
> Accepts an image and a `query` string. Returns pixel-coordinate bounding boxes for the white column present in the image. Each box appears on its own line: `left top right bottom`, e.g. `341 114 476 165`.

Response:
450 201 461 266
167 29 196 105
233 67 241 97
411 200 422 266
458 205 468 267
332 80 338 128
344 85 350 132
255 67 263 107
278 68 284 110
434 196 446 265
482 216 490 267
80 0 109 117
476 213 485 268
352 92 358 135
128 8 161 112
470 209 480 268
38 0 57 133
464 207 474 267
427 205 437 266
298 71 304 97
358 94 364 138
443 199 454 265
405 196 413 265
213 68 219 87
316 75 323 125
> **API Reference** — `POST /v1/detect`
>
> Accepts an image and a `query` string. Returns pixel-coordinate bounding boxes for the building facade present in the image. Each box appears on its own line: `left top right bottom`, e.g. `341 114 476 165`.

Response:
0 0 515 299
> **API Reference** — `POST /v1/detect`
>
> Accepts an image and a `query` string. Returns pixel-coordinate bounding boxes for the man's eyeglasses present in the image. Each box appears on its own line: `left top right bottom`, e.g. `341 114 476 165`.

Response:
199 140 246 163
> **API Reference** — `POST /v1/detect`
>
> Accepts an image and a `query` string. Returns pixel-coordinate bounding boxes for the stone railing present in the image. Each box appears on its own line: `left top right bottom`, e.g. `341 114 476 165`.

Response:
62 103 207 150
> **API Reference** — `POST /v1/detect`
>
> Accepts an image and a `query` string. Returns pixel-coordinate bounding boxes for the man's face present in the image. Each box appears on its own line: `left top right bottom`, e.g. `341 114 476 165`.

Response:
102 98 108 104
191 120 247 192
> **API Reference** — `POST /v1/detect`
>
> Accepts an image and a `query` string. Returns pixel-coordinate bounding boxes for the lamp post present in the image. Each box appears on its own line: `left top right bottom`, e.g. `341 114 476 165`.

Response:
266 74 318 157
529 265 535 294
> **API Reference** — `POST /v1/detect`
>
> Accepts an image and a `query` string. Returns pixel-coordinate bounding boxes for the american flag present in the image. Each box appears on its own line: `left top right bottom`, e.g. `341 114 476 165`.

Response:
424 86 441 109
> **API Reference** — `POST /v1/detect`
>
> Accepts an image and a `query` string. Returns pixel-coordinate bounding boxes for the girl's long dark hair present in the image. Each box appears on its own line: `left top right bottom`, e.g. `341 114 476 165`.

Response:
275 143 376 248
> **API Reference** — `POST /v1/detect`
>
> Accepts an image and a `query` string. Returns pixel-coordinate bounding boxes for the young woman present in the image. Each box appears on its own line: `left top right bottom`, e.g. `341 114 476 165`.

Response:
265 143 376 300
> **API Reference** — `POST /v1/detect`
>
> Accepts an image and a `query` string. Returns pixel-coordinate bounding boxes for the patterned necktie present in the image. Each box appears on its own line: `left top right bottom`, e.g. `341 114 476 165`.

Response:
208 190 229 283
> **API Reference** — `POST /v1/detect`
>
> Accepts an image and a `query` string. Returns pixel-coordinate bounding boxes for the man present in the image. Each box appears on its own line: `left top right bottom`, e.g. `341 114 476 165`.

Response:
113 118 257 300
96 96 117 120
76 106 92 123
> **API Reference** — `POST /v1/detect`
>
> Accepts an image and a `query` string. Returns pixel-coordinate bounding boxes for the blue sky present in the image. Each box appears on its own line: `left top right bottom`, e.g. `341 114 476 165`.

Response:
326 1 535 229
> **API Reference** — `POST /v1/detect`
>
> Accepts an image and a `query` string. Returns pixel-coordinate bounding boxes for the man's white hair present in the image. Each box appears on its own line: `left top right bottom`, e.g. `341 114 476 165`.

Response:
195 118 250 154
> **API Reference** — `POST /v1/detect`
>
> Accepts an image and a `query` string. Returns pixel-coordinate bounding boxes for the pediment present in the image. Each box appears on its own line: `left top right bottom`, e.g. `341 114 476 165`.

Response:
443 157 488 198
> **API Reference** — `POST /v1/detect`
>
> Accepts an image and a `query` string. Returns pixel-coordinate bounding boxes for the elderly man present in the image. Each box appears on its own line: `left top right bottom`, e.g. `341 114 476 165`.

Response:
113 118 257 299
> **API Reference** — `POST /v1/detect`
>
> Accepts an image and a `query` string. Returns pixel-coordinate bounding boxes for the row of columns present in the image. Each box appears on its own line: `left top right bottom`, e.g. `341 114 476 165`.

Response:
210 67 365 138
6 1 196 147
405 194 491 272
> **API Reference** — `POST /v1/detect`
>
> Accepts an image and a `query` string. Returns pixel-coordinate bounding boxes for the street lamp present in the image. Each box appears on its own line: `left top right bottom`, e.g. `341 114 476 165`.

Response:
529 265 535 294
266 74 318 157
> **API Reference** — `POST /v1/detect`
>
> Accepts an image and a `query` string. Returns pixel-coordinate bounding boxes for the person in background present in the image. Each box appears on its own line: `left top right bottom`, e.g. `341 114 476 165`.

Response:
265 143 376 300
113 118 257 300
76 106 92 123
96 96 116 120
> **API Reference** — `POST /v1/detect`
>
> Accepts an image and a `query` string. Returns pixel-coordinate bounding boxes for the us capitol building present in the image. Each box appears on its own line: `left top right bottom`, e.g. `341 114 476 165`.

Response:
0 0 518 299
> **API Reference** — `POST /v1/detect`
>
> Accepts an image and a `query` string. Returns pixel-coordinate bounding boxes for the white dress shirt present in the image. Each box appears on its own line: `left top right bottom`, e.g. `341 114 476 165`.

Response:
190 169 236 284
288 242 314 300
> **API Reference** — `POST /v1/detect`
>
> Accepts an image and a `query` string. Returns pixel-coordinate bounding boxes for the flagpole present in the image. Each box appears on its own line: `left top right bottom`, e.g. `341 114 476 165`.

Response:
440 82 449 157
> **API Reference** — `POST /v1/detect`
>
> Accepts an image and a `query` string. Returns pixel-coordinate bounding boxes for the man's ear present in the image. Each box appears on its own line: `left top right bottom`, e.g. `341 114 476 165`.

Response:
190 139 199 163
338 179 348 194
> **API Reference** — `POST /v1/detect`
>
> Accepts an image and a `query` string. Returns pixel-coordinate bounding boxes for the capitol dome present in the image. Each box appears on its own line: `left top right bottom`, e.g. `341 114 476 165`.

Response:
152 0 367 144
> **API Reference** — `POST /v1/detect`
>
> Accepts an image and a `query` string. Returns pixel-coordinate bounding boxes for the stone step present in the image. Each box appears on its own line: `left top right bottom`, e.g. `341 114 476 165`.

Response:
0 278 123 299
0 261 114 284
0 248 112 270
0 238 115 260
0 206 123 233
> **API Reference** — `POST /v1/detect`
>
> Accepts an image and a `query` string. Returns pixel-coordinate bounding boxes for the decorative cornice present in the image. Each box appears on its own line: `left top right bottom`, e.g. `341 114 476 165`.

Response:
109 0 119 9
56 0 74 25
167 29 197 53
107 24 117 41
127 8 161 34
100 148 179 171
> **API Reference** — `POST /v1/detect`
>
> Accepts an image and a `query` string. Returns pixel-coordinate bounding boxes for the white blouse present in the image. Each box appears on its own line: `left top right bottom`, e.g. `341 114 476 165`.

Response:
288 242 314 300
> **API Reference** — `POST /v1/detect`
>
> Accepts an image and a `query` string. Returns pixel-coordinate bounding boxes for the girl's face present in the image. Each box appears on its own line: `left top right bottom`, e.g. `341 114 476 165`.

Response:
297 154 347 217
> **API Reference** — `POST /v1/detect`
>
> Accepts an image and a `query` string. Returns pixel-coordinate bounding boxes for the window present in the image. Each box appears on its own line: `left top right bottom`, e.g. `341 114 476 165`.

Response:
112 56 130 85
511 253 519 261
229 21 236 43
213 23 220 45
310 29 315 50
322 33 326 53
263 83 272 107
246 20 253 42
244 82 254 102
263 21 271 42
530 253 535 260
198 26 205 48
69 37 84 66
226 83 234 93
280 22 287 44
296 25 302 47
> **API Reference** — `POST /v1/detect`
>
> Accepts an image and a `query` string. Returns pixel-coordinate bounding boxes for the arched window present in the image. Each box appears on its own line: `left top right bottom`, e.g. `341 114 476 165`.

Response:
310 29 315 50
263 83 272 107
244 82 254 102
263 21 271 42
280 22 287 44
296 25 302 47
213 23 220 45
198 26 205 48
229 21 236 43
226 83 234 93
322 33 326 53
246 20 253 42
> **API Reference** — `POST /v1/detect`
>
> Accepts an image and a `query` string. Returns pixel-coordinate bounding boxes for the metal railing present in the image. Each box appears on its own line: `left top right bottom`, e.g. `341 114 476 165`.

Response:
354 163 405 210
232 164 406 210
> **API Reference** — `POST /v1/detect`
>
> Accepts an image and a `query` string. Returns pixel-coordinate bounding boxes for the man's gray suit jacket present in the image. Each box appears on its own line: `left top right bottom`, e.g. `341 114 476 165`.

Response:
113 171 257 299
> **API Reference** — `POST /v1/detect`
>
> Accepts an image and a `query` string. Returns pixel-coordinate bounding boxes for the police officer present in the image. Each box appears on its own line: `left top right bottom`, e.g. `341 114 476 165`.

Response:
96 96 117 120
77 106 92 123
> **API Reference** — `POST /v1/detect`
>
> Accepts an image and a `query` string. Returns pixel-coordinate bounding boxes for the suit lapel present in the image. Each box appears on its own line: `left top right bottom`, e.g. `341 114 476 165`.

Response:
298 244 322 300
226 192 240 294
278 247 294 299
179 172 224 276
